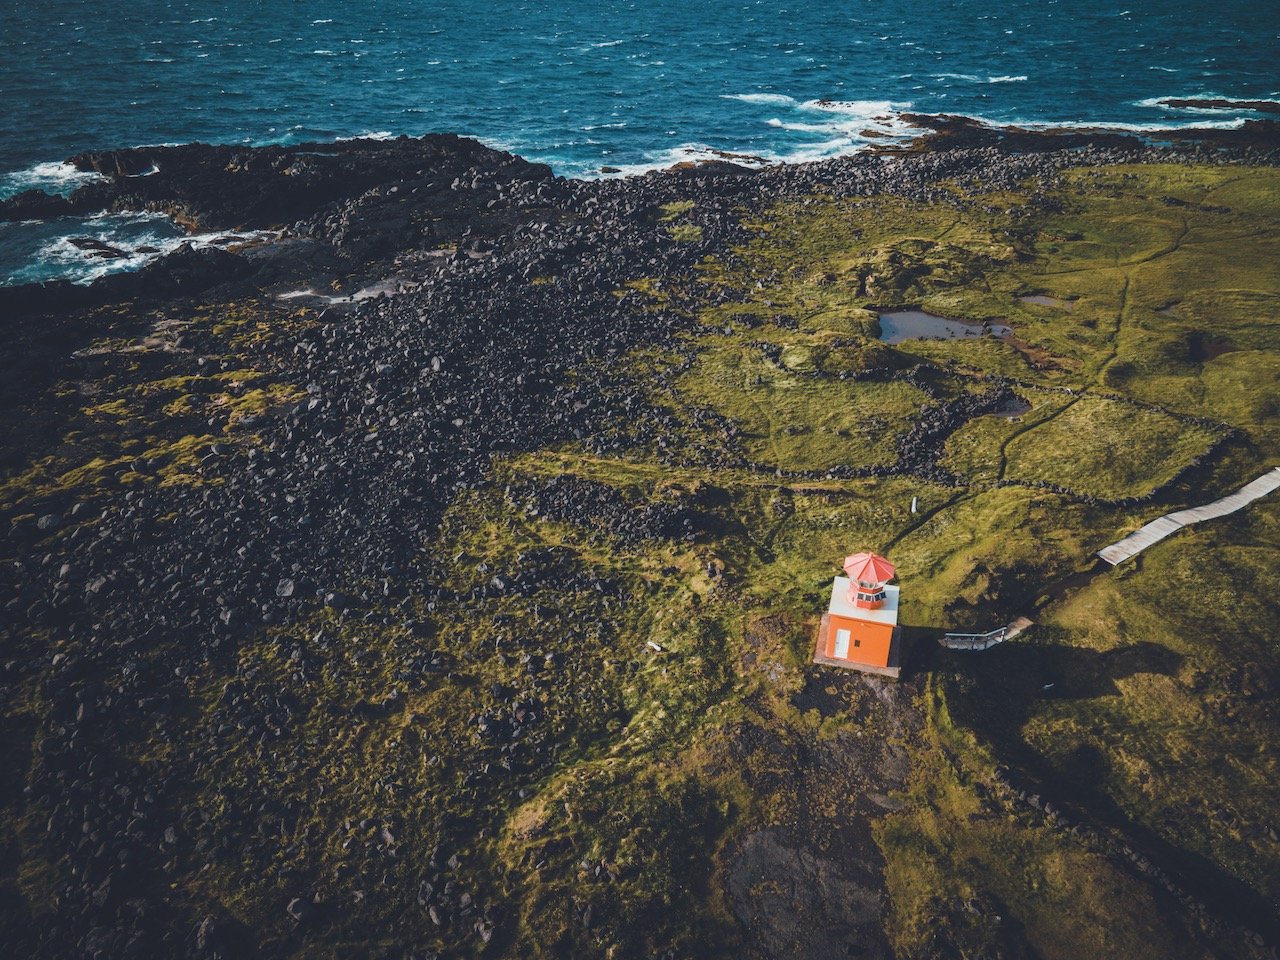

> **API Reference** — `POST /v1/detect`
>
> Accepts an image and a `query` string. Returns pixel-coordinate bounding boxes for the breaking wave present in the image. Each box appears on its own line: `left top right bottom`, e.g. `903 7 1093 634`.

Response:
0 161 107 200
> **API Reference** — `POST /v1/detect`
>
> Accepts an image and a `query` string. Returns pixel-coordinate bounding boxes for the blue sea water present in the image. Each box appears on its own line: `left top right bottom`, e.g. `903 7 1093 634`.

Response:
2 0 1277 284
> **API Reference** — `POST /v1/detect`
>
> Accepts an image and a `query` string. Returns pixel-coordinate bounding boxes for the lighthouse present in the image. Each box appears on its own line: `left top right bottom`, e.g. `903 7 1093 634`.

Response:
813 551 902 678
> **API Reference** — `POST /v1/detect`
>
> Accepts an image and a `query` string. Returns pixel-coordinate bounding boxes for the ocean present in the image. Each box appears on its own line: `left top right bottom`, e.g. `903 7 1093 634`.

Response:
2 0 1277 285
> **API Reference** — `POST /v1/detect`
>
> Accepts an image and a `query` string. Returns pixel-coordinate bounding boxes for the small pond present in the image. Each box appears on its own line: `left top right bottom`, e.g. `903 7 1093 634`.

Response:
877 309 1011 344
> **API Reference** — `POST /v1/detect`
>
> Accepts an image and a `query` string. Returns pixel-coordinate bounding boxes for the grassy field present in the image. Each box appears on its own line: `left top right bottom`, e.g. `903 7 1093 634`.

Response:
676 341 932 471
978 498 1280 908
594 161 1280 955
1000 396 1221 500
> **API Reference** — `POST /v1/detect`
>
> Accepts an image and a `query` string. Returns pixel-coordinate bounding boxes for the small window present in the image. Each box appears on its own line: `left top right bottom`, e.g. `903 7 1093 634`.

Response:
854 638 861 648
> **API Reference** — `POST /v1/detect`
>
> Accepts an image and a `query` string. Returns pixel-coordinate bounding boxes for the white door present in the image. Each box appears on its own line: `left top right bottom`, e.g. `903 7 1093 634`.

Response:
834 628 851 659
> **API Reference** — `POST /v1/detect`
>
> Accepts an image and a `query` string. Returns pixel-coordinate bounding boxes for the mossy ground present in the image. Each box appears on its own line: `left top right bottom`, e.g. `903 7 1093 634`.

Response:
999 396 1220 500
0 300 311 518
972 499 1280 909
2 163 1278 957
677 341 932 471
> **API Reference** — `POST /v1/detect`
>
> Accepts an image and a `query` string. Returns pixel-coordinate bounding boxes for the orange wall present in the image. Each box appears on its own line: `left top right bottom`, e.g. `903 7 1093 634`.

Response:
826 615 894 667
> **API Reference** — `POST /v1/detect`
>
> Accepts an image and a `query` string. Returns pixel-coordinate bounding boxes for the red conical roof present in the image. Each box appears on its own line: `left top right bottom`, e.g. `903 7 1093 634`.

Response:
843 551 895 584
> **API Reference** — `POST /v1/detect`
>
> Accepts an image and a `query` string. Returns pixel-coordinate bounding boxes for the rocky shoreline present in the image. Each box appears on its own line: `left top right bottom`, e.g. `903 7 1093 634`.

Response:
3 112 1279 317
2 127 1279 958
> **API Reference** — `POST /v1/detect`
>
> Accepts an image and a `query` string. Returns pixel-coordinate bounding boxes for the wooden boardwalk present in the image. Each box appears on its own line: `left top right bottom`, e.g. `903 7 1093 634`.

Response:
1097 466 1280 566
939 468 1279 652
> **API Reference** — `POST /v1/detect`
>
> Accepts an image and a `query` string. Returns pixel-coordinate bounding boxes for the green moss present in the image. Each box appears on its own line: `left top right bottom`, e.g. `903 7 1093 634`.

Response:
0 297 312 518
975 499 1280 905
876 697 1208 960
666 223 704 243
497 761 732 958
658 200 696 221
83 398 130 418
1002 397 1220 500
171 475 754 956
941 391 1068 484
214 383 305 424
676 339 930 471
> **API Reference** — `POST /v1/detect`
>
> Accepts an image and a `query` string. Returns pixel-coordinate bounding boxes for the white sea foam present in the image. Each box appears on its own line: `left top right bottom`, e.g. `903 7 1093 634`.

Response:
85 210 172 225
564 95 925 179
574 113 928 180
1135 94 1209 108
721 93 797 106
25 214 277 286
575 144 767 179
999 115 1248 132
798 99 900 115
335 131 396 141
590 39 625 48
933 73 1027 84
0 161 108 200
569 90 1253 182
765 119 834 132
786 99 915 145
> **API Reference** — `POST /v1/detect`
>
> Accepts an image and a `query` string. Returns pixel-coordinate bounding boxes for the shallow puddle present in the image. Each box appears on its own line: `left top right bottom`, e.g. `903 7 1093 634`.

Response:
1019 294 1076 311
994 395 1033 419
1188 332 1238 362
878 309 1010 344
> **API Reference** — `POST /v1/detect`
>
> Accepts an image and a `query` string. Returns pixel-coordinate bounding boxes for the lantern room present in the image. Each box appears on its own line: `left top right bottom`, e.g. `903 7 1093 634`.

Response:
843 551 895 609
814 550 902 679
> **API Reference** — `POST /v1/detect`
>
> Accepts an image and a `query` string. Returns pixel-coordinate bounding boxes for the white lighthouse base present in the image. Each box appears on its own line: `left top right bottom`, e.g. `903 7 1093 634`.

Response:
812 614 902 679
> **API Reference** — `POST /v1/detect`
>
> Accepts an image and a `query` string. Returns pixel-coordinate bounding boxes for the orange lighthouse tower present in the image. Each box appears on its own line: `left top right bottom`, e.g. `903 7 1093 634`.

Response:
814 551 902 678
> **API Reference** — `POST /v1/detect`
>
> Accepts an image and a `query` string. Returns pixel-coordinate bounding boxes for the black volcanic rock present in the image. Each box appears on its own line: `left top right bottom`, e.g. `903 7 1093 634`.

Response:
1159 97 1280 115
0 135 560 318
895 112 1280 153
67 236 129 259
34 135 553 233
0 187 100 220
895 114 1147 153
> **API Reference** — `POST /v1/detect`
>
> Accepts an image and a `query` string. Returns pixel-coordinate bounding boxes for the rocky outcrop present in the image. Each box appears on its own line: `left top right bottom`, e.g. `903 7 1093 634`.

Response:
1158 98 1280 115
895 112 1280 153
54 134 553 232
